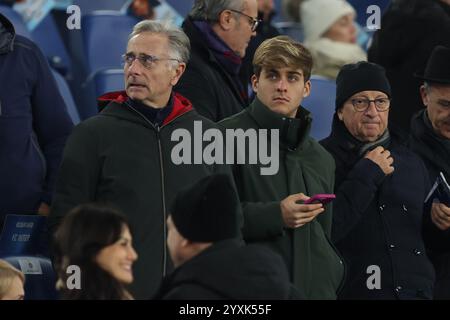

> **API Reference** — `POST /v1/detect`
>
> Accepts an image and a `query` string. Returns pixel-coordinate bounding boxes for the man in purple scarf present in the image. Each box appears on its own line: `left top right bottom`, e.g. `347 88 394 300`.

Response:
175 0 258 121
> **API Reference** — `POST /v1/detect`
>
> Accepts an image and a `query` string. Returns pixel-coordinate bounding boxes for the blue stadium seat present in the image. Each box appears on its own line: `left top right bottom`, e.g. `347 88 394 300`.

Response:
0 5 31 38
166 0 193 18
302 75 336 140
0 215 51 258
273 21 304 42
0 215 58 299
73 0 127 14
81 11 138 75
31 14 72 76
52 70 81 125
2 256 59 300
94 69 124 96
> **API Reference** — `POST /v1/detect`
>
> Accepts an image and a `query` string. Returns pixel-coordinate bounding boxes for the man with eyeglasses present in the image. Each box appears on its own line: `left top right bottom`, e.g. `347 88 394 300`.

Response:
409 45 450 299
320 61 435 299
175 0 258 122
49 20 233 299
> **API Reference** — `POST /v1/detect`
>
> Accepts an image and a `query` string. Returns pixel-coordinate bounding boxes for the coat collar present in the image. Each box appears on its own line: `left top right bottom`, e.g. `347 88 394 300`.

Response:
97 91 193 127
247 97 313 150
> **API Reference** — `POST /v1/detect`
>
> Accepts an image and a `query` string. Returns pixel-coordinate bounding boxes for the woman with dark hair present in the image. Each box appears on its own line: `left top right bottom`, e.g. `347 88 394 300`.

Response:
53 204 138 300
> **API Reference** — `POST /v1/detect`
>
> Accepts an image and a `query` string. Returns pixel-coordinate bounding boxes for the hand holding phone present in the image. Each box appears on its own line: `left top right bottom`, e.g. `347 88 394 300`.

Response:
303 194 336 205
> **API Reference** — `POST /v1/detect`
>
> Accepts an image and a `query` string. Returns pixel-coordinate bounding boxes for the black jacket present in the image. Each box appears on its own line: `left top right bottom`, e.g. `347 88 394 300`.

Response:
321 116 435 299
0 13 73 221
409 110 450 299
49 91 232 299
154 239 298 299
368 0 450 135
175 18 246 122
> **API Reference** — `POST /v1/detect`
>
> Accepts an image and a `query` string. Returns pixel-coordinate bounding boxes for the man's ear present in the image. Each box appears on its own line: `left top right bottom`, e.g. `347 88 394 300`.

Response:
217 9 234 31
303 80 311 98
420 85 429 108
337 108 344 120
170 62 186 86
251 74 259 92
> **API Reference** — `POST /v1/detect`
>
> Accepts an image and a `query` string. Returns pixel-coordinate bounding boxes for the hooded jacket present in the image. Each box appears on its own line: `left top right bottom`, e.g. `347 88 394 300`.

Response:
0 13 73 221
154 239 297 299
49 91 232 299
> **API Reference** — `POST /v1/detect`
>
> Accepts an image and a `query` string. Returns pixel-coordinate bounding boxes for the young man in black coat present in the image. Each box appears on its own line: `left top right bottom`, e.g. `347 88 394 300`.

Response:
320 61 436 299
409 45 450 299
155 174 299 300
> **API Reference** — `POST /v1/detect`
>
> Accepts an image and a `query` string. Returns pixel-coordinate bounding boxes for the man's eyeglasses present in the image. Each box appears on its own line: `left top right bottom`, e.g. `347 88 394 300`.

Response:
122 53 179 69
228 9 261 32
350 98 391 112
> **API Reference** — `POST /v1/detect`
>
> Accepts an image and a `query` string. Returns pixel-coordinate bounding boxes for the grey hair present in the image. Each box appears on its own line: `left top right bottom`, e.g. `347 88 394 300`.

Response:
189 0 245 22
129 20 190 65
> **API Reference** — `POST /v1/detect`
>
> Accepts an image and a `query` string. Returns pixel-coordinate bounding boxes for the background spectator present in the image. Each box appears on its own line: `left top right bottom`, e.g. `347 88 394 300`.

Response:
175 0 258 121
300 0 366 80
368 0 450 137
0 13 73 224
240 0 280 97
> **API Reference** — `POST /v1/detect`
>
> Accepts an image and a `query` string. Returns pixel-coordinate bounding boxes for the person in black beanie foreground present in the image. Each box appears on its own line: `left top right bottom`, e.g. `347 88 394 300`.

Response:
154 174 302 300
320 61 437 299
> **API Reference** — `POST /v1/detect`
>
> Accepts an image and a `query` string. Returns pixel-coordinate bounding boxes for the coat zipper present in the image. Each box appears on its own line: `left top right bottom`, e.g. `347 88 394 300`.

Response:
155 125 168 276
124 101 191 278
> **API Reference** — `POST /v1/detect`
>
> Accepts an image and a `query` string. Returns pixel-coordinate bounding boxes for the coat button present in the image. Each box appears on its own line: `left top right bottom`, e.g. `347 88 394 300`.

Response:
395 286 402 292
379 204 386 211
414 249 422 255
402 204 408 212
389 244 396 250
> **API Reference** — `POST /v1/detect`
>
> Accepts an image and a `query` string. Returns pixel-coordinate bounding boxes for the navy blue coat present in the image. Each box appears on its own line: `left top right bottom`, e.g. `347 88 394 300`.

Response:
321 116 435 299
0 14 73 221
409 110 450 299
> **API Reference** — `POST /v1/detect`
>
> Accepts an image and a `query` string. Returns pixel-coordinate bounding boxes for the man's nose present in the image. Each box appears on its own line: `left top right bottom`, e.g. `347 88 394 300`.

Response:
127 58 142 74
277 79 287 91
365 101 379 116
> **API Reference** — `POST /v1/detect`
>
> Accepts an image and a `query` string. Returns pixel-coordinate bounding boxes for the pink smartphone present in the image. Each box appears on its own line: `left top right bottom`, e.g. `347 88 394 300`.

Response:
303 194 336 205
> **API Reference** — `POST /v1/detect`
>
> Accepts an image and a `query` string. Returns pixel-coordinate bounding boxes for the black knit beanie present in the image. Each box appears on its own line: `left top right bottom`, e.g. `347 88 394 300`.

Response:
170 174 240 243
335 61 391 110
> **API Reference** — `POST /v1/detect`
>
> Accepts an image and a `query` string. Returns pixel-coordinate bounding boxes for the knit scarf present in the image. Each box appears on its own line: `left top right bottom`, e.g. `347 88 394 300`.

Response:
192 20 247 101
332 114 391 158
